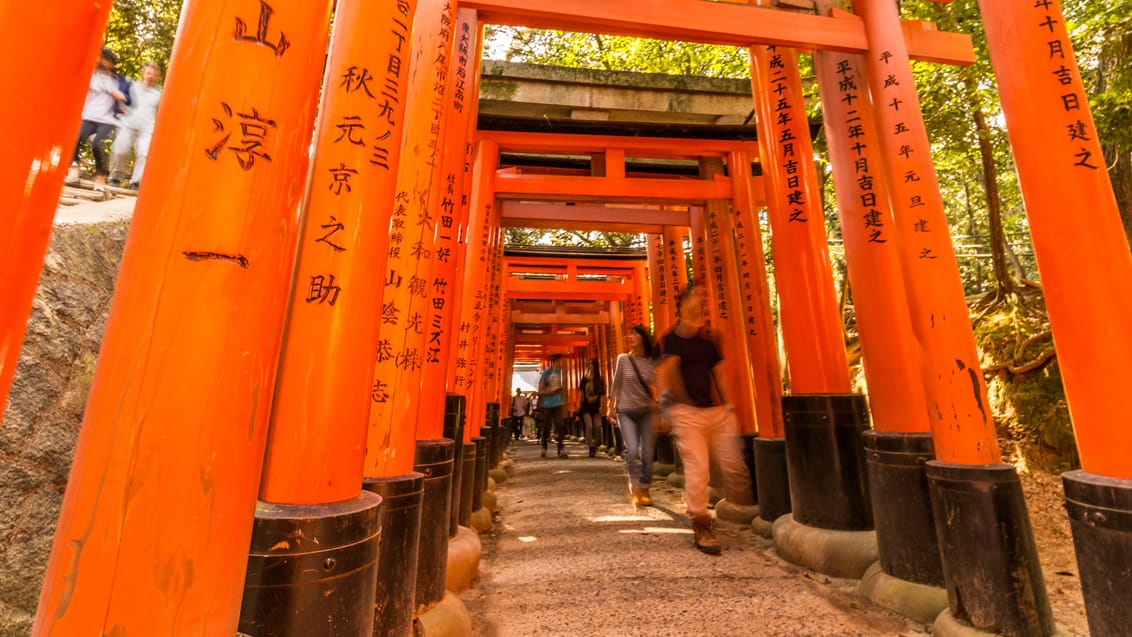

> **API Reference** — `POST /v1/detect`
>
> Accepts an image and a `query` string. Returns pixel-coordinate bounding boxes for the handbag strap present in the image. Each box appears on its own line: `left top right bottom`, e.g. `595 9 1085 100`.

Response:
627 356 652 397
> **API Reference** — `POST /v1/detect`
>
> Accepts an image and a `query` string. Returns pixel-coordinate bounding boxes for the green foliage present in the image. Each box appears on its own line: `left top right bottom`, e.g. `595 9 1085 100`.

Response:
484 26 749 78
103 0 181 78
505 227 645 247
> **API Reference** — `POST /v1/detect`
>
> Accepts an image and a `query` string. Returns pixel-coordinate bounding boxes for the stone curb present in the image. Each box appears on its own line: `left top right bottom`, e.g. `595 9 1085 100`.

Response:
445 526 482 594
414 592 472 637
856 561 948 625
772 513 878 579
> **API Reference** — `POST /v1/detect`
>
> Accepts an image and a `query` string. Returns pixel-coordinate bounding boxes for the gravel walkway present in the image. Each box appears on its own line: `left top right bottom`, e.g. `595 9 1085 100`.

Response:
461 437 927 636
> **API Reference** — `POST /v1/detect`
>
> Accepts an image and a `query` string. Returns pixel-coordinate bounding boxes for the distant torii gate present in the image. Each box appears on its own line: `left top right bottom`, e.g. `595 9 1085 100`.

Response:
4 1 1130 636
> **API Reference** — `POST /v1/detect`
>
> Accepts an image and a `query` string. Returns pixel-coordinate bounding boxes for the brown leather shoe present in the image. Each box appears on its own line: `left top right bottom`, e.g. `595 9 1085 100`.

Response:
692 515 721 554
637 487 653 507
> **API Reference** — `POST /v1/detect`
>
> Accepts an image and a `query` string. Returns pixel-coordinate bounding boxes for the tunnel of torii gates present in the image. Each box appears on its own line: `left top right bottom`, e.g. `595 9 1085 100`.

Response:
4 0 1132 635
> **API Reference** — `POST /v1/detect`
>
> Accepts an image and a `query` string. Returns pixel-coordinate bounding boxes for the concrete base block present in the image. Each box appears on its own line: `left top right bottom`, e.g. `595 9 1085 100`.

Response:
857 561 949 625
597 445 608 454
932 608 1071 637
483 490 497 513
652 462 675 478
487 477 496 492
665 472 685 489
772 513 878 579
413 591 472 637
488 468 508 485
445 526 482 594
499 459 514 475
469 507 492 533
715 500 759 525
752 516 775 538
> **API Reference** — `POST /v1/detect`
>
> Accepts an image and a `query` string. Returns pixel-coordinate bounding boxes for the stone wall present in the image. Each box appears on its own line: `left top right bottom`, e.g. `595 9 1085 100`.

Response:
0 220 128 635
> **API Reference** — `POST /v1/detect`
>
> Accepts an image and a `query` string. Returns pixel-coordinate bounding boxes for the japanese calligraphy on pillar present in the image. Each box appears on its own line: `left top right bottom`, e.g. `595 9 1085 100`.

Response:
706 207 730 321
765 46 814 225
732 215 759 337
1030 0 1099 171
648 233 668 313
299 0 412 322
830 56 888 246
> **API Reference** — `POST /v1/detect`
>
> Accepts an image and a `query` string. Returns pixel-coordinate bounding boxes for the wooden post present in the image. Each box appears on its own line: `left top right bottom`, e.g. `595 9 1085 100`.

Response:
852 0 998 463
34 0 334 631
810 46 930 434
701 157 760 436
662 226 690 329
646 233 671 335
259 0 415 506
979 0 1132 479
0 1 114 414
728 150 785 437
416 9 482 437
749 43 851 394
365 0 458 475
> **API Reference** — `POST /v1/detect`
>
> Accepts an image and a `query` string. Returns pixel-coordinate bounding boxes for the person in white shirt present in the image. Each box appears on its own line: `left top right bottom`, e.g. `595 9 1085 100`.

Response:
510 388 529 441
110 62 164 190
68 49 127 194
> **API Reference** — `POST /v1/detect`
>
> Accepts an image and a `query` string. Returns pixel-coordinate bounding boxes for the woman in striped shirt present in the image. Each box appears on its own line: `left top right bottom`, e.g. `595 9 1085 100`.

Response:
609 325 660 506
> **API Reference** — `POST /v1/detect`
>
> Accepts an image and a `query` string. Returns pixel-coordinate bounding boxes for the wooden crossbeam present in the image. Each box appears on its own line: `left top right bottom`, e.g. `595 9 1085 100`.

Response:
501 201 692 232
463 0 975 65
494 173 732 203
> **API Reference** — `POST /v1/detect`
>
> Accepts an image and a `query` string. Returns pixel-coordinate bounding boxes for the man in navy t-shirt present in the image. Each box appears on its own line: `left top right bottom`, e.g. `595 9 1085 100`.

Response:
659 287 755 554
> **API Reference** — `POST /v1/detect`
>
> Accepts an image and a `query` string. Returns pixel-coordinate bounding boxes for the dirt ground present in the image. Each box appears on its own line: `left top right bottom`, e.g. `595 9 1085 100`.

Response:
462 439 1090 636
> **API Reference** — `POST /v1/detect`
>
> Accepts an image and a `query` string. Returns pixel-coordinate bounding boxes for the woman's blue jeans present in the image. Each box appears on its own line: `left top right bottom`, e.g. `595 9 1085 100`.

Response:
618 408 656 488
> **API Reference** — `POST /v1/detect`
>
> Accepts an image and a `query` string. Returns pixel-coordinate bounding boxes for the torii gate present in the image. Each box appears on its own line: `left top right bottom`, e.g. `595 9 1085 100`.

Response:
3 1 1130 636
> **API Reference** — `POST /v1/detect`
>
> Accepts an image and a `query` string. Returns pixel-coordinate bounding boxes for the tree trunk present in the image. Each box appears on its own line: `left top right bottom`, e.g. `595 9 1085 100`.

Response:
967 78 1012 297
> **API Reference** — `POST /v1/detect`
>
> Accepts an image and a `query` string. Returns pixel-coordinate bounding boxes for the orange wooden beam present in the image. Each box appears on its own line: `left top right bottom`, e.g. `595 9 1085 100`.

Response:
462 0 975 64
494 172 732 203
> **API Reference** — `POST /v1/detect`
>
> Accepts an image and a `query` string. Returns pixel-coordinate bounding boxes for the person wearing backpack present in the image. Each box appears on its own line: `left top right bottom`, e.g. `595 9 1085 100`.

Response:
578 359 606 457
609 325 659 506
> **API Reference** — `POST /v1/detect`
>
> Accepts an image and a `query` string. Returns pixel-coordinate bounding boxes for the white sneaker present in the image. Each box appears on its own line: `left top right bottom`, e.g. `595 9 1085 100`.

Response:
65 164 80 185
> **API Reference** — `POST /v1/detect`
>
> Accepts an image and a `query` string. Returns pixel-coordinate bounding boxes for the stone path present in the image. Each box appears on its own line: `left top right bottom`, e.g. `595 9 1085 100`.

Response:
461 437 927 636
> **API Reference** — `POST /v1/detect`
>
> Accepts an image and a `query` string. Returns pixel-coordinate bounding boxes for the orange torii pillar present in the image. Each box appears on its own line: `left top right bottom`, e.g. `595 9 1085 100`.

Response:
243 0 416 634
367 0 463 628
689 207 711 296
33 0 333 632
478 211 506 469
646 233 672 335
656 226 689 475
415 10 481 550
980 2 1132 634
751 42 872 562
450 140 498 530
0 2 113 414
728 150 789 532
700 158 759 518
812 27 946 611
854 1 1052 634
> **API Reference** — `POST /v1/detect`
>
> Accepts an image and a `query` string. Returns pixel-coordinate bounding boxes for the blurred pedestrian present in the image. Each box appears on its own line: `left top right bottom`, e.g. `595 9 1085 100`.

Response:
68 48 127 196
537 354 568 458
609 325 659 507
578 359 605 457
110 62 164 190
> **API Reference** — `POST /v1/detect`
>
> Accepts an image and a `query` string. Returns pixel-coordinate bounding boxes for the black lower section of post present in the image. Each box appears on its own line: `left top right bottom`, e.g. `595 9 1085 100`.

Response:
443 394 465 538
742 433 759 504
362 472 425 637
754 436 790 522
459 442 476 525
782 393 872 531
1062 469 1132 637
413 439 455 617
863 431 943 587
480 425 496 470
240 492 383 637
471 436 487 510
926 461 1054 637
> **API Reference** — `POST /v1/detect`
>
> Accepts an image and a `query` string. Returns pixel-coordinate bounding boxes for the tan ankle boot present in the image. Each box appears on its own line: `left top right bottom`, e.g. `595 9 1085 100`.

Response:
692 515 721 554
